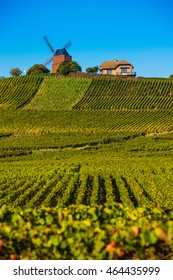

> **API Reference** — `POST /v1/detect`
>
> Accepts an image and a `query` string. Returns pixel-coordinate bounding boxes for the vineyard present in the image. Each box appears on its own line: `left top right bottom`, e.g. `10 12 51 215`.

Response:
74 78 173 110
1 204 173 260
1 109 173 136
1 75 173 259
1 149 173 260
1 158 173 209
0 76 43 108
1 75 173 111
25 76 92 110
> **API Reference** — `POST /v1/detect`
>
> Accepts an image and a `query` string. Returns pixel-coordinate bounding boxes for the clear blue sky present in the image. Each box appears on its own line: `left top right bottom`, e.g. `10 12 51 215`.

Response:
0 0 173 77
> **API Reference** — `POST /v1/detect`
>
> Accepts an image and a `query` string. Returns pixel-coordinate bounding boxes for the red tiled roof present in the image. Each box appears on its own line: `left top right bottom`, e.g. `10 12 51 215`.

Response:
99 59 134 70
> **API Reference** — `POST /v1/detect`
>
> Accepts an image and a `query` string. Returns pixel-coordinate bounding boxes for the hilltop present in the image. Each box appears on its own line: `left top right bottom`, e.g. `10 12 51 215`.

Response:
0 74 173 110
0 75 173 135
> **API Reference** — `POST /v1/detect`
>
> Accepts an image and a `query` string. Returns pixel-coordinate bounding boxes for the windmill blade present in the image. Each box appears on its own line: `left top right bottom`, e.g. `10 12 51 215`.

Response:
43 35 55 53
43 56 53 66
63 41 72 49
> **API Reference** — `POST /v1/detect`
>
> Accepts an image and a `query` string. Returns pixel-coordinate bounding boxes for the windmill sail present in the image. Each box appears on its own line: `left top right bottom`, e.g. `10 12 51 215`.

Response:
63 41 72 49
43 56 53 66
43 36 55 53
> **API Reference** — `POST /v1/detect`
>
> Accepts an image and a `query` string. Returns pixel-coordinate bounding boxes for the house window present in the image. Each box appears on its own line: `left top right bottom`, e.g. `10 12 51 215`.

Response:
107 69 112 74
121 68 128 75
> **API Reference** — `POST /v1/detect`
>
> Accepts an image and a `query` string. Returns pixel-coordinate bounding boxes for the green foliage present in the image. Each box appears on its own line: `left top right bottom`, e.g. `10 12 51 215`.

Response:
86 67 92 73
1 146 173 209
1 75 173 260
0 149 32 158
25 76 91 110
0 204 173 260
74 78 173 109
0 131 146 152
57 62 70 75
0 76 43 109
69 61 82 72
1 109 173 135
57 61 81 75
1 75 173 111
26 64 50 75
86 66 99 73
10 68 22 77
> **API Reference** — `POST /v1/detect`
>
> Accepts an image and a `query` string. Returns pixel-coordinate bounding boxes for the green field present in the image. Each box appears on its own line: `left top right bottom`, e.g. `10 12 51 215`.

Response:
1 75 173 260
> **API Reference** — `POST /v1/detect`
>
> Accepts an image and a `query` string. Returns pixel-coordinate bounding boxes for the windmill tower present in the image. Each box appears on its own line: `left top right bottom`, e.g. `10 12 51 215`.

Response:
43 35 72 73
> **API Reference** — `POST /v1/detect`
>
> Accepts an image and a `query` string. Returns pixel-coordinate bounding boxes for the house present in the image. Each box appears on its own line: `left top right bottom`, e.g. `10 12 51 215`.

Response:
99 59 136 76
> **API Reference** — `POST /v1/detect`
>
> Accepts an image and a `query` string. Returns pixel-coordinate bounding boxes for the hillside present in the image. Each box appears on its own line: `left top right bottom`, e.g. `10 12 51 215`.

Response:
0 76 43 108
1 75 173 135
1 75 173 260
74 78 173 109
25 76 92 110
1 75 173 111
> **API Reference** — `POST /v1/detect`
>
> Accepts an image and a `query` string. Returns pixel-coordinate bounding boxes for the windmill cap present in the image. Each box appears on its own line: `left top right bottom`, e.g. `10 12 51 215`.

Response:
54 48 70 56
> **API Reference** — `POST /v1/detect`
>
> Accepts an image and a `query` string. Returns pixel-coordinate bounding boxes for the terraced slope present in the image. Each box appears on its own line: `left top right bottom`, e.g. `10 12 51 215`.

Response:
25 76 92 110
1 153 173 209
1 109 173 135
1 76 173 134
1 76 173 111
74 78 173 109
0 76 43 109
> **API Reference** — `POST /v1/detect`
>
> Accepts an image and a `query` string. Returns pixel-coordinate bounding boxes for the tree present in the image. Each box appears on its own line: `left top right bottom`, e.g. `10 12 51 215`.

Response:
57 61 82 75
86 67 92 73
86 66 98 74
69 61 82 73
10 68 22 77
57 62 71 75
92 66 99 73
169 74 173 78
26 64 50 75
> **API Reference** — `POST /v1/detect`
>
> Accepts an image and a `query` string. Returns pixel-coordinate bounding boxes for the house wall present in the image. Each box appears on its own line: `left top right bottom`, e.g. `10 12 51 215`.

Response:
52 55 72 73
100 69 109 74
100 69 117 75
111 69 117 75
116 66 133 75
100 65 133 76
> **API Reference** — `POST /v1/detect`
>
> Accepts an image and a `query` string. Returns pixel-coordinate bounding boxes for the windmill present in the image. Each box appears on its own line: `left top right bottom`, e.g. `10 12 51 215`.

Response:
43 35 72 73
